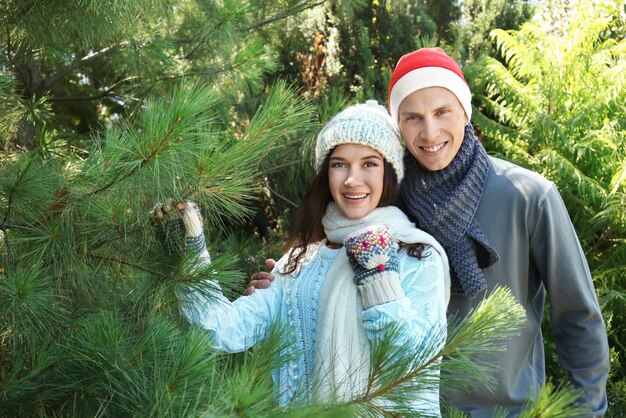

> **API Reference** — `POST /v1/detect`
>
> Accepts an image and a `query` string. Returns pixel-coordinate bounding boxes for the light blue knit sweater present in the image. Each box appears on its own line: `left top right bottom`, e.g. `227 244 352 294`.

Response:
178 242 446 413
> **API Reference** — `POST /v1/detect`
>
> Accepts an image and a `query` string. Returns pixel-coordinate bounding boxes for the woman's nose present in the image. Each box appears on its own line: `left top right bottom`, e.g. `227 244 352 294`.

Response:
344 170 362 186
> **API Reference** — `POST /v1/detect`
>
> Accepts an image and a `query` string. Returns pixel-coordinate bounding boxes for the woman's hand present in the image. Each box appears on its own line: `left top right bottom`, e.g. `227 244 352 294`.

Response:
344 225 399 285
150 199 205 255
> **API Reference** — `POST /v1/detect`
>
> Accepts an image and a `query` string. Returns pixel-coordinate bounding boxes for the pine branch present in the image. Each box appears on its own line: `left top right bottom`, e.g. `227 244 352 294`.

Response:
88 253 166 277
2 156 35 224
345 288 526 416
263 160 303 175
50 76 138 102
0 222 25 230
244 0 328 31
519 380 587 418
157 58 253 82
364 352 441 402
85 116 183 197
42 42 128 92
0 222 29 267
182 11 231 61
264 183 298 208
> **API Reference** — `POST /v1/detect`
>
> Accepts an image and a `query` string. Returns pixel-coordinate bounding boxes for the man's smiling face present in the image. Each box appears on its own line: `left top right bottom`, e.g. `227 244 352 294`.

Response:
397 86 468 172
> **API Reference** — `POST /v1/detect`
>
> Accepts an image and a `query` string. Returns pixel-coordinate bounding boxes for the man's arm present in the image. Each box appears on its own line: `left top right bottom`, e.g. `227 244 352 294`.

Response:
531 186 610 416
243 258 276 295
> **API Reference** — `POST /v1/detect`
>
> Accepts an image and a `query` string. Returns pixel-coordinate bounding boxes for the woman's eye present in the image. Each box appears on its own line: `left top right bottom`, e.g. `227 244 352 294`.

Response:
364 161 379 168
330 162 346 168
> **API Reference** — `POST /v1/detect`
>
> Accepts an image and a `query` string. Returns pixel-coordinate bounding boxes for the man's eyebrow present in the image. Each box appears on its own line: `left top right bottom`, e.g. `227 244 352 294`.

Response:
437 102 458 109
400 102 459 116
400 110 422 117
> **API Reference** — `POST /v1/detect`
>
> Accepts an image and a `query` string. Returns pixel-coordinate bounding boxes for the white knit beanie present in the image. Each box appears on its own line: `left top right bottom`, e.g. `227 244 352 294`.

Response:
315 100 404 180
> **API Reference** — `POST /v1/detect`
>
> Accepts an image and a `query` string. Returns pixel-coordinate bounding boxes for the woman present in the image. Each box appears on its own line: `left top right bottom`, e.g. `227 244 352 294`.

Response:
154 101 450 414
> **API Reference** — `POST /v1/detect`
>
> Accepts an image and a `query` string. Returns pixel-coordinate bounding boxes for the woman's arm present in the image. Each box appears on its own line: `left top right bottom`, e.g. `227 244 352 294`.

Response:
361 249 447 348
342 226 446 344
152 200 285 353
176 213 285 352
178 275 284 353
360 248 446 416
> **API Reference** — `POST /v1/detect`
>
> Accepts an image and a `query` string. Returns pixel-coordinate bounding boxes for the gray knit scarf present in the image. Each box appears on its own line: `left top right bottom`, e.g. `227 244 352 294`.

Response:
400 123 499 298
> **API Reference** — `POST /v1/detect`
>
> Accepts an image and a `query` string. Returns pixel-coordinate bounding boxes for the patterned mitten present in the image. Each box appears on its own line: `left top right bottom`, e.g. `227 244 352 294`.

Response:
344 225 399 285
344 225 402 309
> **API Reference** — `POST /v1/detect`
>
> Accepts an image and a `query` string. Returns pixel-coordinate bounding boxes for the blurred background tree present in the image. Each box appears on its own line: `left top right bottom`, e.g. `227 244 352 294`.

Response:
464 0 626 413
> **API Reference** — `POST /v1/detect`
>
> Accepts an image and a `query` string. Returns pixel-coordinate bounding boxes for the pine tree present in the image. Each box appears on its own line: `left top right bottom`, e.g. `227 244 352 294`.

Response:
0 1 308 415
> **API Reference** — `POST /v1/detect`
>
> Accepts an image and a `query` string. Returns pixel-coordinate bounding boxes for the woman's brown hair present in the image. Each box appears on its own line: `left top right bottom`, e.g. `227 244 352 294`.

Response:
281 148 424 275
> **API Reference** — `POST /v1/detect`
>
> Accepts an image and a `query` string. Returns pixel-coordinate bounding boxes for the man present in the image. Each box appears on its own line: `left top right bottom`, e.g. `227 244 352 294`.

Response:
248 47 609 416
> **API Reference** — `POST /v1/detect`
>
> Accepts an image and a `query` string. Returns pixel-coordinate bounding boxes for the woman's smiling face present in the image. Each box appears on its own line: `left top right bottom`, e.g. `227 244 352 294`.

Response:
328 144 385 220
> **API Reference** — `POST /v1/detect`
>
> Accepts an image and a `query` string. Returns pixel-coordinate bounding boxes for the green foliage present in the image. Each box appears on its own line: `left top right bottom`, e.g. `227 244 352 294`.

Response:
0 14 332 405
465 0 626 413
0 72 24 142
376 287 526 413
0 75 317 415
1 0 622 415
518 380 587 418
0 266 68 343
270 1 437 103
446 0 535 62
0 0 318 150
320 286 583 416
331 1 437 101
424 0 461 43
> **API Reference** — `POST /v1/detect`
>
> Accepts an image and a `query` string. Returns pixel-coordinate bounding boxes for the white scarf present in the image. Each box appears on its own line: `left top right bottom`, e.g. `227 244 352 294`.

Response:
312 203 450 402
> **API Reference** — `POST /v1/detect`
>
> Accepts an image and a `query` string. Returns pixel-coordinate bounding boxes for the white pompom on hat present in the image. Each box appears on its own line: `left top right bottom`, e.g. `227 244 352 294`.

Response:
315 100 404 181
388 47 472 124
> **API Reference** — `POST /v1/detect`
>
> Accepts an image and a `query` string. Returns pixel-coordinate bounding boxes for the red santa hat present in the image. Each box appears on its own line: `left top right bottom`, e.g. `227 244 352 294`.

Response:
388 47 472 124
